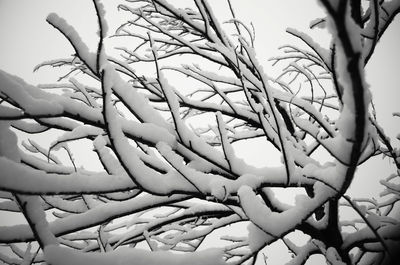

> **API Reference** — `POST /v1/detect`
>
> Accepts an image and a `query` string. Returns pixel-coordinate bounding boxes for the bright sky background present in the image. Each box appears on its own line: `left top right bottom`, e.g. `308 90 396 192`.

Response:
0 0 399 264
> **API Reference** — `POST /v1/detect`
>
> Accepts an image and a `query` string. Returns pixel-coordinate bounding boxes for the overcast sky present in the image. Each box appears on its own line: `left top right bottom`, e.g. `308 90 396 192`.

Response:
0 0 327 82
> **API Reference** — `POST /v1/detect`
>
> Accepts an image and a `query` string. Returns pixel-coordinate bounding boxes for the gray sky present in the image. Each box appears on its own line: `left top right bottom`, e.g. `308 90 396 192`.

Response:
0 0 326 82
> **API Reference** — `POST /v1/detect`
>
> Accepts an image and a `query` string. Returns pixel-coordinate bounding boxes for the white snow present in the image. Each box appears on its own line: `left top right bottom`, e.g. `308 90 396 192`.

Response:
46 13 96 71
93 0 108 38
0 105 24 118
247 223 269 251
44 245 226 265
0 121 20 162
0 194 189 243
286 27 330 66
101 65 198 194
325 247 346 265
14 195 58 247
0 156 135 194
50 125 103 150
0 70 63 116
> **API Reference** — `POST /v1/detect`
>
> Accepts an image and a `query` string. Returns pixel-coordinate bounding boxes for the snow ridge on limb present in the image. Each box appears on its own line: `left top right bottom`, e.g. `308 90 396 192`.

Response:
239 40 296 186
100 64 203 195
0 70 63 117
1 0 399 264
44 244 226 265
320 0 370 193
14 195 58 249
46 13 97 73
0 157 135 195
0 193 189 244
0 122 59 250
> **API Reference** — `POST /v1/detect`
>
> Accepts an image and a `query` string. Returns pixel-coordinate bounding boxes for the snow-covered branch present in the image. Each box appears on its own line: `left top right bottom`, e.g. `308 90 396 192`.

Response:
1 0 399 264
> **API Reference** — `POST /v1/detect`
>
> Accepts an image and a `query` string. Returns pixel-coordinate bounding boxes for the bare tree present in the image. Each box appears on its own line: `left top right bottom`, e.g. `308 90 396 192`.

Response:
1 0 400 264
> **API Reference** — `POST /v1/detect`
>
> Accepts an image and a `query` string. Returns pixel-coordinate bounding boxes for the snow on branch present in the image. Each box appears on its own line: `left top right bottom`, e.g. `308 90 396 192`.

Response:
0 0 399 264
